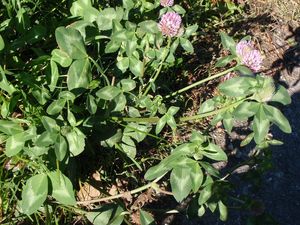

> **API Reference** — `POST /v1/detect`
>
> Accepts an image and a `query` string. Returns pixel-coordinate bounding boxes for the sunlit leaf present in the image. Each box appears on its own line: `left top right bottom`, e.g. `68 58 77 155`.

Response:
120 79 136 92
0 120 23 135
70 0 100 23
253 106 270 144
65 127 86 156
202 143 227 161
46 98 66 115
96 8 122 31
138 20 159 34
263 105 291 133
35 130 58 147
5 127 36 157
223 112 233 133
86 94 97 114
5 132 25 157
233 101 259 120
116 57 129 73
105 40 121 53
220 32 236 54
189 162 203 193
41 116 58 132
185 24 198 37
51 49 72 68
55 134 68 161
198 183 212 205
129 56 144 77
173 4 186 14
180 38 194 53
215 55 235 68
67 58 91 90
219 76 256 97
49 60 59 92
218 200 228 221
96 86 121 101
123 0 134 10
235 65 253 76
198 205 206 217
20 173 48 215
86 210 112 225
155 115 167 135
48 171 76 205
271 85 291 105
0 35 4 51
55 26 87 59
170 167 192 202
240 132 254 147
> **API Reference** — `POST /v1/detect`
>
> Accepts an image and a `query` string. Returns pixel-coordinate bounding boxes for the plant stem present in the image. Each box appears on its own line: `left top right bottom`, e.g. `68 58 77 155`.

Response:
76 174 166 205
111 98 245 124
88 56 110 86
45 204 51 225
142 38 172 97
220 158 254 181
143 208 180 214
179 98 244 122
165 66 236 99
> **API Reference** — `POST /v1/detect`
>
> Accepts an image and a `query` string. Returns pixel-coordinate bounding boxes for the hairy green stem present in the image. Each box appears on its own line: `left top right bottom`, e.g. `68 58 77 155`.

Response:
45 204 51 225
142 38 172 97
165 66 236 99
76 174 165 205
111 98 245 124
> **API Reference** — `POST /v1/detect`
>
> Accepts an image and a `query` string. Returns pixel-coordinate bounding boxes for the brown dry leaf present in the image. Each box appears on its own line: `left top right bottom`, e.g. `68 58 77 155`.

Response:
131 188 155 211
77 182 101 206
131 211 141 225
122 191 133 204
108 184 118 196
92 171 101 181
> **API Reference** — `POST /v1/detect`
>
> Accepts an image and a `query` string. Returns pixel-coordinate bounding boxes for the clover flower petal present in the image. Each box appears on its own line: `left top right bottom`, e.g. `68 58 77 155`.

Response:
160 0 174 7
236 40 263 72
158 12 182 37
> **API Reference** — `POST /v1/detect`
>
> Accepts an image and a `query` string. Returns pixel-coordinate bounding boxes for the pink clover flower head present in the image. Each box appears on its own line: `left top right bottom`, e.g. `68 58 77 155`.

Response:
158 12 182 37
160 0 174 7
236 40 263 72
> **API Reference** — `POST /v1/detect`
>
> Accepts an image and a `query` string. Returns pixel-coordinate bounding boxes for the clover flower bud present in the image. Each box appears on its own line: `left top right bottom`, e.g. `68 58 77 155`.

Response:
158 12 182 37
160 0 174 7
236 40 263 72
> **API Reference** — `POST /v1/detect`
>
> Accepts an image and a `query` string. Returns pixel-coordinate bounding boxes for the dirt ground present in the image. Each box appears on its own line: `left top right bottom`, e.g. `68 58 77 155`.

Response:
167 0 300 224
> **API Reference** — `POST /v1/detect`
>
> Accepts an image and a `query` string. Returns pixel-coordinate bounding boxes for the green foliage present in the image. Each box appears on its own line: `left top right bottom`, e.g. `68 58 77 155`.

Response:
48 171 77 205
20 173 48 215
0 0 292 224
220 32 236 54
86 205 124 225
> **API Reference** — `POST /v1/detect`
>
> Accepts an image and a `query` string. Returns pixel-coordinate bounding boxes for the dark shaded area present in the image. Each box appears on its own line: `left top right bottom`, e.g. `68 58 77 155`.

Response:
272 26 300 81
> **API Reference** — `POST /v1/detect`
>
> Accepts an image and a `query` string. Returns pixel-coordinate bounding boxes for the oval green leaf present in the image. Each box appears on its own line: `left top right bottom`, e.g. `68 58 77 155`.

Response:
170 167 192 202
48 171 76 205
21 173 48 215
67 58 91 90
55 27 87 59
